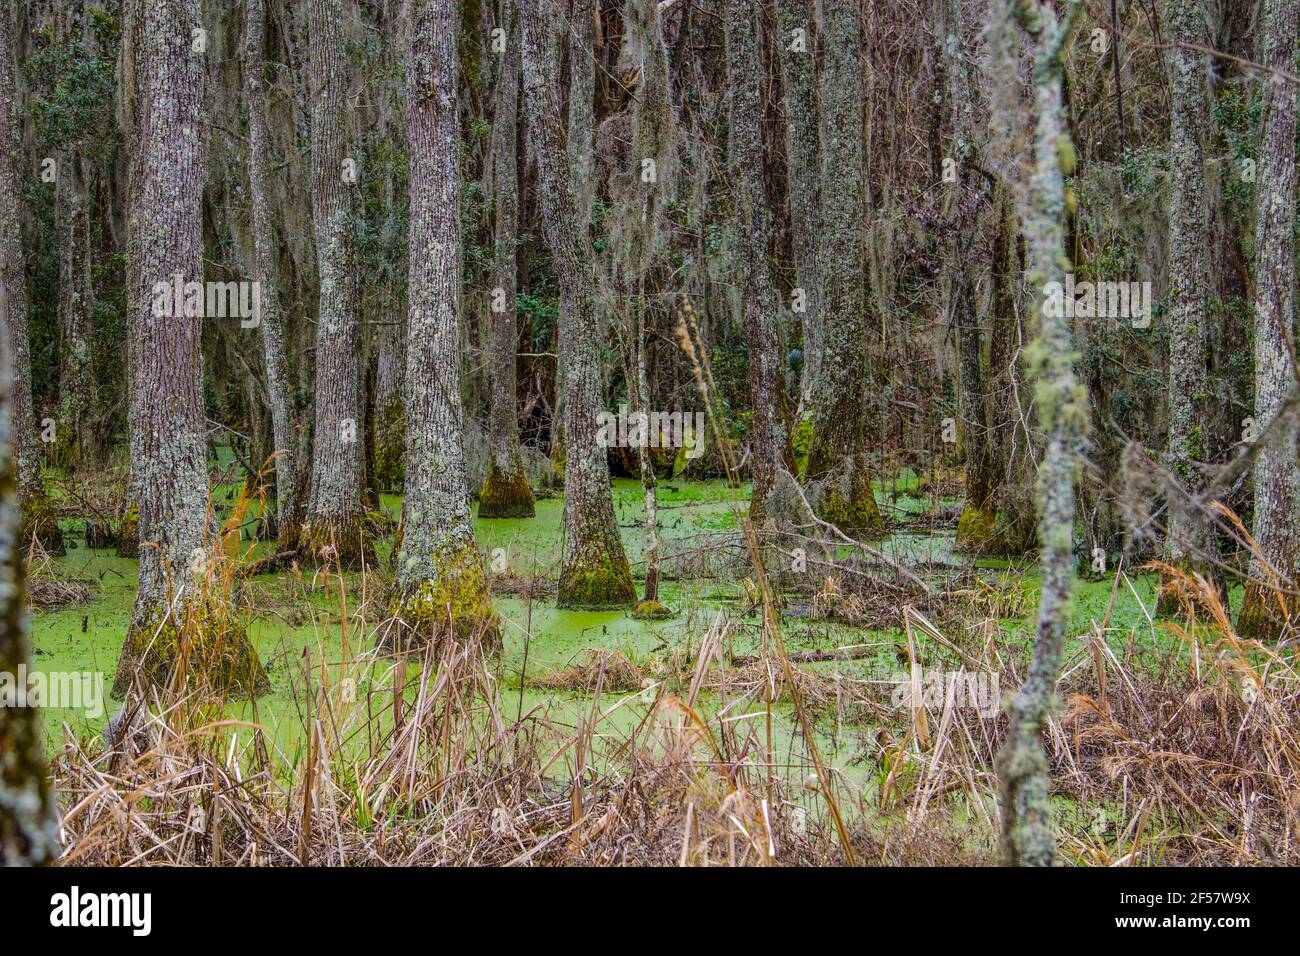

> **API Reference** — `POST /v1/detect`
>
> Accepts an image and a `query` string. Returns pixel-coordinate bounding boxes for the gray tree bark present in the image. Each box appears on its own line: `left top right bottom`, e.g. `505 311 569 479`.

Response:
302 0 371 568
775 0 822 406
520 0 635 608
479 0 535 519
551 0 597 480
55 152 97 471
934 0 995 550
993 0 1086 868
1236 0 1300 638
393 0 498 646
115 0 267 698
724 0 794 531
0 6 64 555
0 278 59 867
1159 0 1216 612
616 0 676 613
803 0 883 537
245 0 302 556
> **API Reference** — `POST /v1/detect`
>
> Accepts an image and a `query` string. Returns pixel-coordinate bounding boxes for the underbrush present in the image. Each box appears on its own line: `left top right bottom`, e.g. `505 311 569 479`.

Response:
47 537 1300 866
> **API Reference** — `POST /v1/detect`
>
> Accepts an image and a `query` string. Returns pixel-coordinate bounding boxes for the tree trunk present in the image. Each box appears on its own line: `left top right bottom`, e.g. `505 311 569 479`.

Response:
994 0 1086 868
301 0 372 569
114 0 267 699
520 0 635 609
979 185 1038 555
0 278 59 867
618 0 675 616
1236 0 1300 639
802 0 883 537
724 0 794 532
551 0 597 479
775 0 821 408
392 0 498 648
55 151 98 472
0 6 63 556
1158 0 1217 613
934 0 995 550
245 0 301 556
479 0 534 519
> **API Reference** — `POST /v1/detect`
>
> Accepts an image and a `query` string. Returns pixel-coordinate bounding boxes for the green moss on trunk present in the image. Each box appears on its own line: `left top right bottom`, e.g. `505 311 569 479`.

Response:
558 546 636 610
478 462 535 518
389 543 499 653
112 610 269 700
814 468 885 539
299 513 376 570
955 505 998 553
114 503 139 559
20 493 64 556
1235 580 1294 639
632 598 671 620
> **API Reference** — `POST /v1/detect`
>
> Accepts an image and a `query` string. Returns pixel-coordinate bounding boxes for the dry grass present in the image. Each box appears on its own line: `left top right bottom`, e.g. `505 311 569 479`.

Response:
26 546 93 611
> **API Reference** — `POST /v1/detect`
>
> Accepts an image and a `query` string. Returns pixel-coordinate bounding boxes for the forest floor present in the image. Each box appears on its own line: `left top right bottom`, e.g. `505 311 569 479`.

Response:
31 471 1292 866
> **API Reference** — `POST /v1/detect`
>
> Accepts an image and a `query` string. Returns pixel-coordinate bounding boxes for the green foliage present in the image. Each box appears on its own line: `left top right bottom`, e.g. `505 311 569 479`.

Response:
1116 147 1167 197
517 286 558 352
1211 87 1260 221
23 24 117 151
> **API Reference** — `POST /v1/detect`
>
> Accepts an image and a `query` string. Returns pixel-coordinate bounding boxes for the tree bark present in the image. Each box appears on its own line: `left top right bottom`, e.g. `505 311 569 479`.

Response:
981 184 1038 556
245 0 301 556
551 0 597 478
802 0 883 537
301 0 372 568
1159 0 1217 613
775 0 822 407
392 0 498 648
479 0 534 519
0 6 64 556
114 0 267 699
935 0 995 550
994 0 1085 868
0 277 59 867
724 0 794 532
55 151 98 471
1236 0 1300 639
520 0 635 608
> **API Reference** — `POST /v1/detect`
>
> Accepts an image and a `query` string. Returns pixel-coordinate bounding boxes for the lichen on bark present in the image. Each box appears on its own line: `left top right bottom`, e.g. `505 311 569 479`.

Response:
117 0 265 699
391 0 499 649
1235 0 1300 639
301 0 370 569
0 6 63 558
479 0 535 522
520 0 635 609
991 0 1087 868
801 0 883 539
